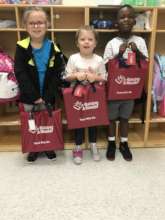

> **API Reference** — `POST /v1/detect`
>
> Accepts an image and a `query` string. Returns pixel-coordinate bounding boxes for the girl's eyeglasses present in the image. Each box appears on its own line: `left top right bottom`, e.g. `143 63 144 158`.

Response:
28 21 46 27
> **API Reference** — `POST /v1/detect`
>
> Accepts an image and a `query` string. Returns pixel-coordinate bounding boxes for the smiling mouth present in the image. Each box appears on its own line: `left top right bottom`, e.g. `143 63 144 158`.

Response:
123 23 131 26
122 24 132 29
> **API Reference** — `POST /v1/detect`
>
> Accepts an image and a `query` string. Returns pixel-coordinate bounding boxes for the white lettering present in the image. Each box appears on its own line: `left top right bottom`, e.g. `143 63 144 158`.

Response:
33 140 51 145
79 116 96 121
73 101 99 111
116 91 132 94
29 126 53 134
115 75 141 85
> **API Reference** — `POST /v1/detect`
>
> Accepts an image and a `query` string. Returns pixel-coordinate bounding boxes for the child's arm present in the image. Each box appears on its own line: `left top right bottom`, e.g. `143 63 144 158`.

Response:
86 70 103 83
86 59 107 83
104 40 127 64
66 71 87 81
129 42 148 59
14 45 41 103
34 98 44 104
65 55 87 82
87 72 106 83
118 43 127 57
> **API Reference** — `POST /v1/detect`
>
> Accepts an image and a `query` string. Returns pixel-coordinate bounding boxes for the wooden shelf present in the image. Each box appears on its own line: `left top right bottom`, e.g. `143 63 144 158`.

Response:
0 28 151 33
156 30 165 33
147 125 165 147
0 4 15 10
128 124 145 148
0 127 21 151
0 113 20 126
150 113 165 123
0 28 17 31
51 29 78 32
130 115 143 124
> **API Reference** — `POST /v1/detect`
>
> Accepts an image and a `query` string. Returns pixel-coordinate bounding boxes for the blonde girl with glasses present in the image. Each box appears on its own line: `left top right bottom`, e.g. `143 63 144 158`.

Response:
14 7 65 162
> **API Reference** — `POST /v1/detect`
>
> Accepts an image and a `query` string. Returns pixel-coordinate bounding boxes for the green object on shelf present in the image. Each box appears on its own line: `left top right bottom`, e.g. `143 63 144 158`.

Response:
135 0 145 6
122 0 135 5
122 0 160 6
146 0 160 6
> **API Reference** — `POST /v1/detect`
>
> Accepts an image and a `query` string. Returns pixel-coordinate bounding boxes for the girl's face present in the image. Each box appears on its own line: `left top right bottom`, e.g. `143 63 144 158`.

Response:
77 30 97 57
26 11 48 41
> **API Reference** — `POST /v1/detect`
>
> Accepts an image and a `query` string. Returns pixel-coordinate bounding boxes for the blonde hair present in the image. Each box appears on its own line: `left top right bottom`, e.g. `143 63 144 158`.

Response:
23 6 49 25
75 25 99 43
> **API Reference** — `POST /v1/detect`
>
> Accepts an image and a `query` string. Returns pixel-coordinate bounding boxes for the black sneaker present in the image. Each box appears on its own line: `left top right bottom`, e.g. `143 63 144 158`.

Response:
119 142 132 161
106 141 116 161
45 151 56 160
27 152 38 162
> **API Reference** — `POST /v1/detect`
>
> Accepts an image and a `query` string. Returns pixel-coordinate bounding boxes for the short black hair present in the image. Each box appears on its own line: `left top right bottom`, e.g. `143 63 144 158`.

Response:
118 4 135 12
117 4 135 17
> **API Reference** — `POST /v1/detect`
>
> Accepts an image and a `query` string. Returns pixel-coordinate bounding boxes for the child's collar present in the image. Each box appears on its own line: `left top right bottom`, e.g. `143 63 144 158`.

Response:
117 35 134 42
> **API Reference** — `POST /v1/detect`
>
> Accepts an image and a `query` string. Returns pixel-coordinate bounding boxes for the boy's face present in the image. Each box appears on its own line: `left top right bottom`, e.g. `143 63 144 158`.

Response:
26 11 48 41
117 7 135 33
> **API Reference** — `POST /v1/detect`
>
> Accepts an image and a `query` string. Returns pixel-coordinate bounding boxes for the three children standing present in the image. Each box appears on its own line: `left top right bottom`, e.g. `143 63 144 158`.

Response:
14 5 148 164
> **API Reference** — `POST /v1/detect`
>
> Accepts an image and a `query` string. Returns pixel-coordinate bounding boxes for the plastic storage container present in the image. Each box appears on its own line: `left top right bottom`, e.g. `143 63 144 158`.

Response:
135 0 145 6
122 0 135 5
146 0 160 6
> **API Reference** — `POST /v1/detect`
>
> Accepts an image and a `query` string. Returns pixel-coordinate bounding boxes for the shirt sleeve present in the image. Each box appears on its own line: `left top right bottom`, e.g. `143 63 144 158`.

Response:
138 38 149 58
14 45 40 102
97 58 107 81
65 55 75 77
103 41 114 64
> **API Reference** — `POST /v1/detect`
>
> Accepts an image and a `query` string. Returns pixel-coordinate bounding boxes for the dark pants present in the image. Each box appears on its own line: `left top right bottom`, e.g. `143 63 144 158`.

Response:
75 127 97 145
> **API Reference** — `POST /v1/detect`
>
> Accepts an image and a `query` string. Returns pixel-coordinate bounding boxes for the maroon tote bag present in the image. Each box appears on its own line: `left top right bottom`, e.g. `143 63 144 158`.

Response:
63 83 109 129
20 107 64 153
107 58 148 100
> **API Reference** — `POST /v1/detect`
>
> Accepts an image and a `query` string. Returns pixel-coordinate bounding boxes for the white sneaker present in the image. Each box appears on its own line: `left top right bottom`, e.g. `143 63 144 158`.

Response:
90 143 100 161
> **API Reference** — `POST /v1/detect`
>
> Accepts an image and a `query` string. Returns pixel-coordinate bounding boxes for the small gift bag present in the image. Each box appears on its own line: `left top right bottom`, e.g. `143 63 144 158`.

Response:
62 83 109 129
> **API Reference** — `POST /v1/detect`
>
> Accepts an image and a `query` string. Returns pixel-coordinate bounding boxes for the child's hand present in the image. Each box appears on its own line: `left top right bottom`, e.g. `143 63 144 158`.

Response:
34 98 44 104
76 72 87 81
119 43 127 54
87 73 96 83
86 67 96 83
129 42 138 52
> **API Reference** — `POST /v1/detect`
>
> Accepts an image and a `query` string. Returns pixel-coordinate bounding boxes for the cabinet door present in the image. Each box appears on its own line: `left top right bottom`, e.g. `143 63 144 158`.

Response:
53 7 85 30
0 6 18 57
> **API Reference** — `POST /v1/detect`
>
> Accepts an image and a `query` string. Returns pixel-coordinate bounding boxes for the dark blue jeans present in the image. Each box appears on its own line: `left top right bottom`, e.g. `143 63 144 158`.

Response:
75 127 97 145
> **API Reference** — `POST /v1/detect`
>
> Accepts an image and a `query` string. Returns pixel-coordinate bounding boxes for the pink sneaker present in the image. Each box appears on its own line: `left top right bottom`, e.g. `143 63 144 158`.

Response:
72 149 83 165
